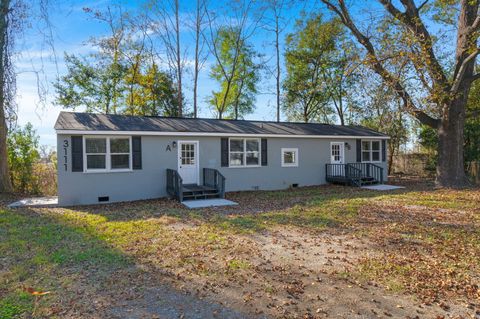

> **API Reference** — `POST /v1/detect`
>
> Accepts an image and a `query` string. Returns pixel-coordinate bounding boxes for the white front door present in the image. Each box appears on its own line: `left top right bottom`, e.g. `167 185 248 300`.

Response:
330 142 344 164
178 141 199 184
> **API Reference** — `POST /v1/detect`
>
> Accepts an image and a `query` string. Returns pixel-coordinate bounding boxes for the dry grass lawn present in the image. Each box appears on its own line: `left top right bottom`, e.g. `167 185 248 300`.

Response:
1 177 479 318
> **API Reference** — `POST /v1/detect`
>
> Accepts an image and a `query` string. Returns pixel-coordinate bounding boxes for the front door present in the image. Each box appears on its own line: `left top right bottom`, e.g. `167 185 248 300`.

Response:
330 142 344 164
178 141 199 184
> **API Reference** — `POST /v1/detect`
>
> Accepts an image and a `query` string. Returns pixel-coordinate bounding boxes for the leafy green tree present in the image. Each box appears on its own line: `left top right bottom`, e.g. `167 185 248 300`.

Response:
7 123 40 194
54 54 127 114
124 62 181 117
208 27 261 119
283 13 342 123
465 80 480 164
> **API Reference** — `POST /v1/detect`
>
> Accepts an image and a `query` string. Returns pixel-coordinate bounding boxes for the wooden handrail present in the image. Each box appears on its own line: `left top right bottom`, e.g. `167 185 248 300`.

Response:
166 169 183 201
203 168 226 198
326 162 384 185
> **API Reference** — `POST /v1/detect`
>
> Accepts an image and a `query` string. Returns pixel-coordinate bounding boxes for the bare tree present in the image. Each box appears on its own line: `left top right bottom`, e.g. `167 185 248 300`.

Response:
150 0 184 116
321 0 480 187
191 0 209 118
263 0 293 122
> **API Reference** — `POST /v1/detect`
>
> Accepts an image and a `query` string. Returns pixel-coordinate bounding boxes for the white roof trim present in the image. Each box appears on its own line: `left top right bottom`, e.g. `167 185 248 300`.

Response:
56 129 390 139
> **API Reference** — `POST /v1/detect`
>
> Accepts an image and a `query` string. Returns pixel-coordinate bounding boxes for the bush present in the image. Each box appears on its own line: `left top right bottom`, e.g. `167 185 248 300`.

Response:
7 123 57 195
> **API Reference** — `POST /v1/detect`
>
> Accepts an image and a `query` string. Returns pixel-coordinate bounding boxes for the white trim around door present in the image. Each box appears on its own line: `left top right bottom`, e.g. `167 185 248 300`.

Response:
177 140 200 185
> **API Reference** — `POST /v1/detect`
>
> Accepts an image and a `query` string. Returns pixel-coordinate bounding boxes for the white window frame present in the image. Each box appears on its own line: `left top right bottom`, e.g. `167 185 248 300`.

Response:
83 136 133 173
228 137 261 168
361 140 381 163
281 148 298 167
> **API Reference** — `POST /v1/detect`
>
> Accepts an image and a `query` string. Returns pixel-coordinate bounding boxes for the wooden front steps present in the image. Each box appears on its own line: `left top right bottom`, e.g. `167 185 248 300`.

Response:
182 184 221 200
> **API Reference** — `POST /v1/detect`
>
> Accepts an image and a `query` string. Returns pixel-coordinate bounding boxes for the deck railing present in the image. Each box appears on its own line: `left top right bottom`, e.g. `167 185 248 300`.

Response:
326 162 384 186
203 168 226 198
348 163 384 182
166 169 183 202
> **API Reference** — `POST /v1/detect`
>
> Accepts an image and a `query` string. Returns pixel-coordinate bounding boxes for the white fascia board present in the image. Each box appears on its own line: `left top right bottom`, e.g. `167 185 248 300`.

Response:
55 129 390 139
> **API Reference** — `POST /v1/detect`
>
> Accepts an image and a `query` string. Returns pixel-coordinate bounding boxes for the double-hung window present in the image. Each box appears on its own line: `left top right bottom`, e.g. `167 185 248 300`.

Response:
229 138 260 167
84 136 132 172
361 140 381 162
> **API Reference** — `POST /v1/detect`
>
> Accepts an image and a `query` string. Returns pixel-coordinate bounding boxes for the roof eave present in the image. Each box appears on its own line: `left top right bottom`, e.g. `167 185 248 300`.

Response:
55 129 390 139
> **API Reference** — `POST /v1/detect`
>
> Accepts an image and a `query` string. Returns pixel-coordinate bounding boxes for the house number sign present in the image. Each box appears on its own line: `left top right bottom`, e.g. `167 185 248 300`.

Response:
63 139 68 171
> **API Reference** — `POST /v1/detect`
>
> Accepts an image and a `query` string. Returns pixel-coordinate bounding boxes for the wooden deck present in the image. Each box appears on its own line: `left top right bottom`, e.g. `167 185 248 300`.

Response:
325 163 384 187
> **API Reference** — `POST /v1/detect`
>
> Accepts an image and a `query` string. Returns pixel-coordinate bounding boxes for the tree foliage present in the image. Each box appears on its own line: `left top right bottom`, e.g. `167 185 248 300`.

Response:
54 7 181 117
283 13 344 123
7 123 40 193
208 27 261 119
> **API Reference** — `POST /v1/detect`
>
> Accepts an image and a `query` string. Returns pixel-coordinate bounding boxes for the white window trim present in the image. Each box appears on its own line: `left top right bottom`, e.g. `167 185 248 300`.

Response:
228 137 261 168
361 140 382 163
83 136 133 173
281 148 298 167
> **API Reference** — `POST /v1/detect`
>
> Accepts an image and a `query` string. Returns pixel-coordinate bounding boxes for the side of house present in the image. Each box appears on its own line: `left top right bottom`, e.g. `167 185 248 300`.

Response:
55 112 388 206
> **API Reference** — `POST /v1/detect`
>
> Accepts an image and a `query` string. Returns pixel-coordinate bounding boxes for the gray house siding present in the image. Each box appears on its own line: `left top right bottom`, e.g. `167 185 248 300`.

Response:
57 134 387 206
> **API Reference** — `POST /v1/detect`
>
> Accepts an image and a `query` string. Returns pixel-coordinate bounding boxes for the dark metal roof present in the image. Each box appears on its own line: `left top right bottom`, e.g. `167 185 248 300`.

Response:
54 112 388 137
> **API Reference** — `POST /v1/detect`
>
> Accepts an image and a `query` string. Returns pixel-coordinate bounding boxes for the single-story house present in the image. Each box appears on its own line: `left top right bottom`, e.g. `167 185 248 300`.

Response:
55 111 389 206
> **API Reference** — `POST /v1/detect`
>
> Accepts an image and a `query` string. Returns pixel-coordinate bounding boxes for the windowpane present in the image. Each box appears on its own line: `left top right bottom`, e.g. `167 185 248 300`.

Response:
246 139 259 152
362 141 370 151
229 153 244 166
372 151 380 162
246 152 259 165
230 139 244 152
362 151 370 162
86 138 106 153
110 138 129 153
87 155 106 169
111 154 130 169
283 151 295 164
372 141 380 151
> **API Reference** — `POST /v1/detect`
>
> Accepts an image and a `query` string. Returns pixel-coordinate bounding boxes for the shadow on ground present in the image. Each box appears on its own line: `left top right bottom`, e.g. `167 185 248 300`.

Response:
0 207 258 318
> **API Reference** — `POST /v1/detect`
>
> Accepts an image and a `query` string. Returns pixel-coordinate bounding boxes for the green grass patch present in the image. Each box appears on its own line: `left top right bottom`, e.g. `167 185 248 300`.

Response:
0 291 34 319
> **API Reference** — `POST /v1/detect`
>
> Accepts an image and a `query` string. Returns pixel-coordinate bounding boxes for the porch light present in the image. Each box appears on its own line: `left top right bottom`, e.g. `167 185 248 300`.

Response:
172 141 177 148
345 142 351 150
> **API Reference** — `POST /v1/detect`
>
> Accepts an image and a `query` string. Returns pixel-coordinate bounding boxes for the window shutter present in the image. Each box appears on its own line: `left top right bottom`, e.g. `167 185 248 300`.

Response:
261 139 268 166
381 140 386 162
221 138 229 167
132 136 142 169
71 136 83 172
356 139 362 162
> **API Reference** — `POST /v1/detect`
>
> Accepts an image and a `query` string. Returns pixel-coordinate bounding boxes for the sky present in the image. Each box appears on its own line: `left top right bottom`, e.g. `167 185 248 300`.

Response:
13 0 446 150
14 0 326 148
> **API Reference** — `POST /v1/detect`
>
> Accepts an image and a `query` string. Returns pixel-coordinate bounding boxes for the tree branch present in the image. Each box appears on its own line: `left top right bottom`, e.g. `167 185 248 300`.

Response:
320 0 440 128
379 0 449 95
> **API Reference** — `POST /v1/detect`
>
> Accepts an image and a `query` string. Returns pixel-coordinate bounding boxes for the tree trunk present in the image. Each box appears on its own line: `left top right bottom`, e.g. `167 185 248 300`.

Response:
193 0 200 119
0 0 12 193
175 0 182 117
436 97 469 187
275 14 280 123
